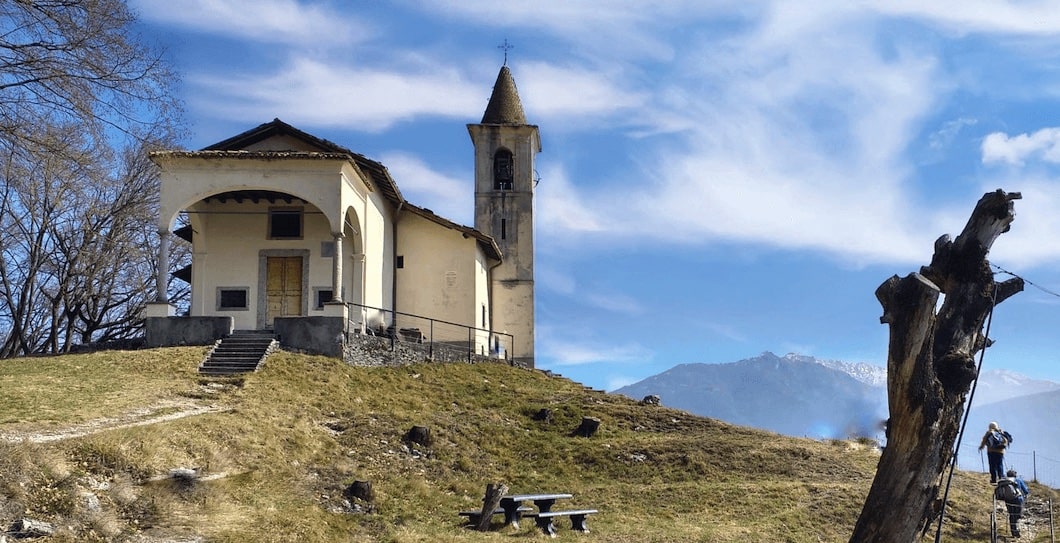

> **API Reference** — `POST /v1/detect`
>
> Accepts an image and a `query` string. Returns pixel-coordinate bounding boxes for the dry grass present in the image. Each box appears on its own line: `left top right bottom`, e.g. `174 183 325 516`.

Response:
0 348 1055 542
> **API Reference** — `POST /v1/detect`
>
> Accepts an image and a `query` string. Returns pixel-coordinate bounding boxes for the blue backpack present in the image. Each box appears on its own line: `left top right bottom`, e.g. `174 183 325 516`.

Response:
987 430 1011 449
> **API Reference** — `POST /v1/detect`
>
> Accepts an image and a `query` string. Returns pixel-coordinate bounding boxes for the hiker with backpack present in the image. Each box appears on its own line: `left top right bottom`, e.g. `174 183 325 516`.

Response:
994 469 1030 538
978 421 1013 484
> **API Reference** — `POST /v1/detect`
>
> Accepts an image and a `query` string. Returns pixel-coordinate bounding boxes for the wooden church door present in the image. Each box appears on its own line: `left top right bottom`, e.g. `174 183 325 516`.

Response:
266 256 303 326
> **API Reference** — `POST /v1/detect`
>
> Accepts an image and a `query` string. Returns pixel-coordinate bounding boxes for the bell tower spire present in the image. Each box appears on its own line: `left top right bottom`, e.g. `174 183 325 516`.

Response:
468 63 540 368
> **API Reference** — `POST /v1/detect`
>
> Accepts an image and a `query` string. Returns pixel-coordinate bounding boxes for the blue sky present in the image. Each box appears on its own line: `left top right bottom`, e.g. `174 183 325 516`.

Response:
132 1 1060 392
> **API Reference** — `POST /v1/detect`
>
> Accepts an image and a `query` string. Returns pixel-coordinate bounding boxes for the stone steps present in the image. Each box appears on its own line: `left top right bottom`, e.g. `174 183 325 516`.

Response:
198 331 277 375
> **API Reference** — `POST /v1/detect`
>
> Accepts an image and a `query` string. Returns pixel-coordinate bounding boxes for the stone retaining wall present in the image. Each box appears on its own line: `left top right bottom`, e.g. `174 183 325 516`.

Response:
343 332 510 367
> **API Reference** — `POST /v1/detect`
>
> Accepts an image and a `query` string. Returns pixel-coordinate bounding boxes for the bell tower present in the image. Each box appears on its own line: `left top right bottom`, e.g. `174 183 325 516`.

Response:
468 64 540 368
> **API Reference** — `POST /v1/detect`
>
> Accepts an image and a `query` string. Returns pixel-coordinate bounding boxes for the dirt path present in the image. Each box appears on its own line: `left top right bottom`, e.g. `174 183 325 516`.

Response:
0 399 230 444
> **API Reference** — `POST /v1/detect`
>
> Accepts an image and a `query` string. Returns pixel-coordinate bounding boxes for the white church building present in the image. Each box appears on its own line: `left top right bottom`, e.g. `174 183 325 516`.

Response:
144 65 538 368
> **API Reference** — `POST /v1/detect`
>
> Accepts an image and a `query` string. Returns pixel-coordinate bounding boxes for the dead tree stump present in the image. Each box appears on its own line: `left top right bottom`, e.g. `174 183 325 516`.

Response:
405 425 432 447
477 482 508 532
574 416 601 437
849 189 1025 542
344 480 375 504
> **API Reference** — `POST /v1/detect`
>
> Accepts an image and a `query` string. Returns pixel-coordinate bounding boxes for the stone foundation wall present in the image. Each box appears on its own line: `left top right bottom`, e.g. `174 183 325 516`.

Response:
342 332 510 367
274 316 344 357
144 316 233 348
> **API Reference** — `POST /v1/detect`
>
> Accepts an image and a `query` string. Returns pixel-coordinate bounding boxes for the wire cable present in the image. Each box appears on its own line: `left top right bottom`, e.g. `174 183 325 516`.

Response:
992 264 1060 298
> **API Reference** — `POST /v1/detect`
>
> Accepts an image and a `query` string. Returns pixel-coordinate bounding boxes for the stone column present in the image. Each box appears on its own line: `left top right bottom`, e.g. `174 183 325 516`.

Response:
157 229 170 302
332 232 344 302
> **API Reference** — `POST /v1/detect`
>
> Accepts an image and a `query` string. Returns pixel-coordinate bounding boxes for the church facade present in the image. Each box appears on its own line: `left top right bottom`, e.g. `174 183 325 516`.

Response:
144 66 539 367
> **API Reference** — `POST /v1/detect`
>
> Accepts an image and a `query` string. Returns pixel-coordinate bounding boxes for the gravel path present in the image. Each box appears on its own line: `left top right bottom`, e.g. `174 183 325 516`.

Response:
0 399 229 444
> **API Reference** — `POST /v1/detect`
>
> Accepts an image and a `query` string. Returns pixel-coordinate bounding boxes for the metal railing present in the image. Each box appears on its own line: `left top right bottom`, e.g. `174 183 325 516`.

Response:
342 302 514 363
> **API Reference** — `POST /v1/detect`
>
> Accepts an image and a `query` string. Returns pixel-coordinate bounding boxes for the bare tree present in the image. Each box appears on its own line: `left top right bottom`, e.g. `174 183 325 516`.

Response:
0 0 184 356
849 189 1024 542
0 0 182 153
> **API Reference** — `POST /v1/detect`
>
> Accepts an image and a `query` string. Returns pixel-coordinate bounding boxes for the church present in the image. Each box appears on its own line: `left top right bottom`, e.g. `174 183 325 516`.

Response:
143 65 539 368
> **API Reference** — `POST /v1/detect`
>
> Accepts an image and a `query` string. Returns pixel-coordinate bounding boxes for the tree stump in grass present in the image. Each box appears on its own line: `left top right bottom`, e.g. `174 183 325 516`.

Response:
478 482 508 532
849 190 1025 542
344 480 375 504
575 416 600 437
405 425 432 447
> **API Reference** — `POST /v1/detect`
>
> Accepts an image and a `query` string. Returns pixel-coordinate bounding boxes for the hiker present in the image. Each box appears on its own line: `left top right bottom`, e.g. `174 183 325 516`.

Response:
978 421 1009 483
995 469 1030 538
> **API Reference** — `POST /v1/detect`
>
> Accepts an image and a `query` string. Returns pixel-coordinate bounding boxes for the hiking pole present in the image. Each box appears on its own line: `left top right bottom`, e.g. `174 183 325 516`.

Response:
981 449 985 473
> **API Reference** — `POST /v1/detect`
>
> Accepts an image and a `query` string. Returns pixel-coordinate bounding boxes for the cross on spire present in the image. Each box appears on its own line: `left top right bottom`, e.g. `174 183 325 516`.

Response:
498 39 513 66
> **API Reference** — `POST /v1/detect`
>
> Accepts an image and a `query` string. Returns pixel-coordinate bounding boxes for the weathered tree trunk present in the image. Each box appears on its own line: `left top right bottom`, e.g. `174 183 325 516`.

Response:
849 189 1025 542
477 482 508 532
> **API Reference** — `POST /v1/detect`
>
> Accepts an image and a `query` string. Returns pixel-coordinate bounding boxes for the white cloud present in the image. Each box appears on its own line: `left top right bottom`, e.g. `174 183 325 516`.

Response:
982 128 1060 166
189 58 483 130
869 1 1060 35
380 153 471 225
984 178 1060 266
540 339 652 366
583 291 643 315
518 62 648 126
420 1 748 62
536 165 607 234
133 0 361 46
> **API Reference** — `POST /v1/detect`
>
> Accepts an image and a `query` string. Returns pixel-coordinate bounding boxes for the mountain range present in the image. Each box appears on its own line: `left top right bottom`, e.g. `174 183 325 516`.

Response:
613 351 1060 487
613 352 888 439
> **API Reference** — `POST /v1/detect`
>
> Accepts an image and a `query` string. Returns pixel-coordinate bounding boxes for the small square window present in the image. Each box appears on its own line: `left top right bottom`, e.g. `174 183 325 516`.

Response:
217 288 249 311
320 241 336 258
269 207 303 239
315 289 334 309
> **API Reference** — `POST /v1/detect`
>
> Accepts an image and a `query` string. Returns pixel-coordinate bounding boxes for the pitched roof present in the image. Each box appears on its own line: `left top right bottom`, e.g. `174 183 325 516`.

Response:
155 118 502 260
201 118 405 206
481 66 527 125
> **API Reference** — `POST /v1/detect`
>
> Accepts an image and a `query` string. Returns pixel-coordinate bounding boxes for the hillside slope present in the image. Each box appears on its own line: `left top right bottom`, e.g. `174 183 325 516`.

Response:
0 348 1053 542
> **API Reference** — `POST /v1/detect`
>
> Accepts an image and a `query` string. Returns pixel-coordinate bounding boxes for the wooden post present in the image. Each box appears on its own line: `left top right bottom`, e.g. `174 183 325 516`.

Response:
849 190 1025 542
477 482 508 532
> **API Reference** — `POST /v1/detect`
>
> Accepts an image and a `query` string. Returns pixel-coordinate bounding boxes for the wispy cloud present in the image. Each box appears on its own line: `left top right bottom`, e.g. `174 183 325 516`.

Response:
189 58 483 130
380 152 471 225
133 0 362 46
869 1 1060 34
539 337 652 367
930 117 978 150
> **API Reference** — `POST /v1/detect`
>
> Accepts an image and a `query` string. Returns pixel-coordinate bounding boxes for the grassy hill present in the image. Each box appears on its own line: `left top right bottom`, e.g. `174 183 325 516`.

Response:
0 348 1054 542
